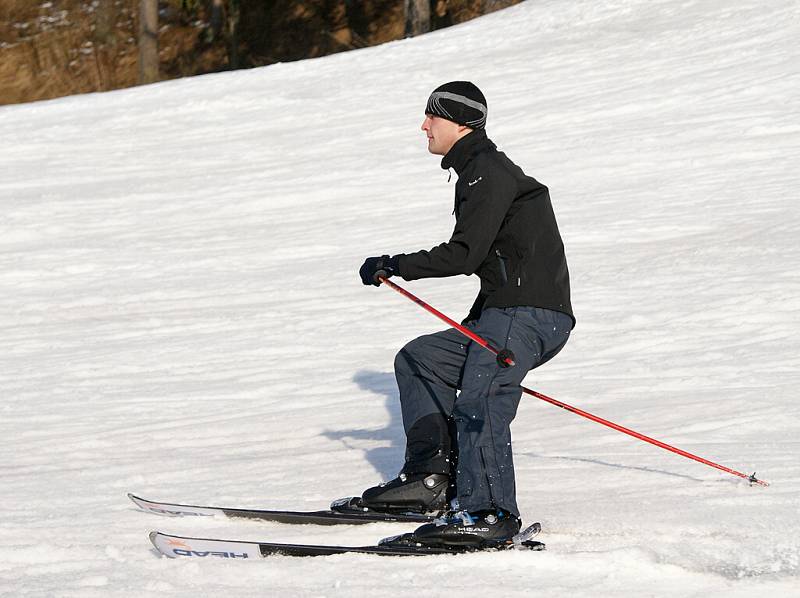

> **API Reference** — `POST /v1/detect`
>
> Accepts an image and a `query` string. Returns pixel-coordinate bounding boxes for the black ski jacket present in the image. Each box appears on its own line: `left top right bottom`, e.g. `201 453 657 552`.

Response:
395 129 575 327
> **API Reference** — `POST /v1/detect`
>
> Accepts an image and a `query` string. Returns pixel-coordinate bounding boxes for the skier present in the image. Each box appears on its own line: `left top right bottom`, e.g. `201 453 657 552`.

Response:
358 81 575 548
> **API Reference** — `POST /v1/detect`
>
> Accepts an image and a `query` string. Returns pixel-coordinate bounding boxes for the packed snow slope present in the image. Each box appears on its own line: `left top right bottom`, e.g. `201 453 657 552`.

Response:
2 0 799 596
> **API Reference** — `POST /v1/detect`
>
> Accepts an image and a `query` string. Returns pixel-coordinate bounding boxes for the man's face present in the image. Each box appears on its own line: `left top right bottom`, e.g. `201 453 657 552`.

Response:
421 114 468 156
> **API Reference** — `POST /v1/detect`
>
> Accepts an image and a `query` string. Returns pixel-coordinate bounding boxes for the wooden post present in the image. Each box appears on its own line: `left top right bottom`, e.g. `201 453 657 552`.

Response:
138 0 159 84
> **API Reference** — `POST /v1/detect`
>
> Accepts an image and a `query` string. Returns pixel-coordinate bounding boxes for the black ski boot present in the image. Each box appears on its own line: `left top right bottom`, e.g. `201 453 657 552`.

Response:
358 472 449 514
391 509 521 548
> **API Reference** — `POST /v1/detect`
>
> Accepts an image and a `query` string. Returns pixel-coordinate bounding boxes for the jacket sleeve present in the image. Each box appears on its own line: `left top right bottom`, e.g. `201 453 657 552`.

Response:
396 170 517 281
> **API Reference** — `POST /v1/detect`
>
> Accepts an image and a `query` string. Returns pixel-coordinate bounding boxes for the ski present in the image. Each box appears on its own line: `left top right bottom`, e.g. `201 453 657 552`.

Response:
149 522 544 558
129 493 434 526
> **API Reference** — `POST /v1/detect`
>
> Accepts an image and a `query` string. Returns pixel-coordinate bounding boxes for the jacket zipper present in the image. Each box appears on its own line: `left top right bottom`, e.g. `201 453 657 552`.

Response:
495 249 508 285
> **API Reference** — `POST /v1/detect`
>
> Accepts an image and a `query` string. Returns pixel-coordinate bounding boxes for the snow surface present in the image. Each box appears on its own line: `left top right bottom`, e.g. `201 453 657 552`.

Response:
1 0 799 596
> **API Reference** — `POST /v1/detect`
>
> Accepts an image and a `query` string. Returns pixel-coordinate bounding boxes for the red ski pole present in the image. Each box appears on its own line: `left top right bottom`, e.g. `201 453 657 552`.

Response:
379 276 516 367
378 277 768 487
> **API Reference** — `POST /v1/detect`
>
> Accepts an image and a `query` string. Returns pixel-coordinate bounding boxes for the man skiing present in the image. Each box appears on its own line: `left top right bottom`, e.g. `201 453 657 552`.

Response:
358 81 575 548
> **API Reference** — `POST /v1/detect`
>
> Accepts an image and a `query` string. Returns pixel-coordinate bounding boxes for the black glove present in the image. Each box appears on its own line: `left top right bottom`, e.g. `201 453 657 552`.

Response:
359 255 399 287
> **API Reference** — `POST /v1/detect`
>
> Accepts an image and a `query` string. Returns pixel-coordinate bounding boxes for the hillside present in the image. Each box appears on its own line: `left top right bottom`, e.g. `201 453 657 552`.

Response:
0 0 798 596
0 0 518 105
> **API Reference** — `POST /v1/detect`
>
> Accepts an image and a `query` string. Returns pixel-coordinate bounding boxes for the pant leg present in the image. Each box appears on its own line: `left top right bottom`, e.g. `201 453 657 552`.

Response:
394 327 469 475
454 307 572 517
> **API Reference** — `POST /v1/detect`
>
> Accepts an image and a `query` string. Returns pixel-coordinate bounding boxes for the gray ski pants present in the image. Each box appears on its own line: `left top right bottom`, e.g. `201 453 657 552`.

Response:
394 306 572 517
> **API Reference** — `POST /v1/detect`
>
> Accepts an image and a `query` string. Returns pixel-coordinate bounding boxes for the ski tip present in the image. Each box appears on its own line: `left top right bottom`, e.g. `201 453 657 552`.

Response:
149 531 175 558
128 493 151 510
149 531 163 553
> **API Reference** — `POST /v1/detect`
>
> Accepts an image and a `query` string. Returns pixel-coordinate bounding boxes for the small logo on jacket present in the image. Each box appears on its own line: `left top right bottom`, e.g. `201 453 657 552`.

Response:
468 176 483 186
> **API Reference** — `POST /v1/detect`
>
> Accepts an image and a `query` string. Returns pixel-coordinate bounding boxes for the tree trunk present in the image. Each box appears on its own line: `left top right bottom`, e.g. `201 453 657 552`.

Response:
93 1 117 45
138 0 159 84
227 0 241 70
405 0 430 37
210 0 224 39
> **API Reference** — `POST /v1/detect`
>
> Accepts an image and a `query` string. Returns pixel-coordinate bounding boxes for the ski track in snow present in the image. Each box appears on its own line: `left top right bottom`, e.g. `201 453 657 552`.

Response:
1 0 799 596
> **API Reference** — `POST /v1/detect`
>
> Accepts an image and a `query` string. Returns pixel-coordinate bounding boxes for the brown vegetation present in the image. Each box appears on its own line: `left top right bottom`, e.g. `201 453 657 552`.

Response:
0 0 521 106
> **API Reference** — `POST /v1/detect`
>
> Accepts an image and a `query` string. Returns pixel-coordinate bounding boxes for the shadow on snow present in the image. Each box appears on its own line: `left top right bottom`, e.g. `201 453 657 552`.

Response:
321 369 405 481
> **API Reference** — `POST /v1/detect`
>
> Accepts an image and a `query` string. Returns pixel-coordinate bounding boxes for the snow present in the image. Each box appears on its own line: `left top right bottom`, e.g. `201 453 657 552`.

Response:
1 0 799 595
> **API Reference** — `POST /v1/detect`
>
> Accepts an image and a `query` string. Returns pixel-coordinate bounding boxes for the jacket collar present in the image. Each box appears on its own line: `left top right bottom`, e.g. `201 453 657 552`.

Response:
440 129 495 175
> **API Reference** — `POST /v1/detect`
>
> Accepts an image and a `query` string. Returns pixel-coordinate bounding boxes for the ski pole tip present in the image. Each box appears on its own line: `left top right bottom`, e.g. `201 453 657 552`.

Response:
748 472 769 487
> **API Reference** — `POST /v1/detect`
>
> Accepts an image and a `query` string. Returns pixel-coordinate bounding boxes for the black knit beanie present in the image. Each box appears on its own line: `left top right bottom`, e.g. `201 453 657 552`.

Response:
425 81 487 129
